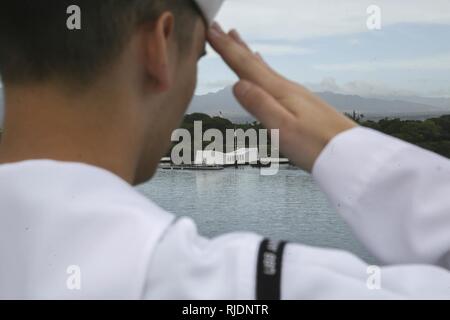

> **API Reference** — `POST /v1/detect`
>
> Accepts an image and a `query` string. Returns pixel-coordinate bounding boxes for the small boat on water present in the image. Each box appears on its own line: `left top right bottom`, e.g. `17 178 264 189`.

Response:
250 161 272 168
250 159 291 168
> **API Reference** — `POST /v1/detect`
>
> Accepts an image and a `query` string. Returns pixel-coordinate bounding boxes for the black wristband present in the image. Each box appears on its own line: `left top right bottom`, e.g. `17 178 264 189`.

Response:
256 238 287 300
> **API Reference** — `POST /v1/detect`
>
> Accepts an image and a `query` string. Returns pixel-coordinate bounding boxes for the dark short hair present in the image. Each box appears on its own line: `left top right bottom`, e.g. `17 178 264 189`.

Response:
0 0 201 86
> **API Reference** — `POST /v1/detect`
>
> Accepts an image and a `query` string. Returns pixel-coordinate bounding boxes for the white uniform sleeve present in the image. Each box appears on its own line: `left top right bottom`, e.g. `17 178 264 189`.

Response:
313 127 450 268
282 243 450 299
144 218 262 300
144 217 450 299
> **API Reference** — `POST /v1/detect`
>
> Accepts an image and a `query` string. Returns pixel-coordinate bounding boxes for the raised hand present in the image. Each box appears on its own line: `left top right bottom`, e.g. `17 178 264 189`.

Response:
207 23 357 172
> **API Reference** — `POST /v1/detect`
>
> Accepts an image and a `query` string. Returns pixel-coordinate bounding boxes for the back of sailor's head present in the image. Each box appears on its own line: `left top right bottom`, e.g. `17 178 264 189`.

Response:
0 0 224 87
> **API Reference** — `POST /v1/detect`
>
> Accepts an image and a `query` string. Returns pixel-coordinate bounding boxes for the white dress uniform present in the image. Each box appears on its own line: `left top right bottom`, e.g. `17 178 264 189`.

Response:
1 1 450 300
0 127 450 299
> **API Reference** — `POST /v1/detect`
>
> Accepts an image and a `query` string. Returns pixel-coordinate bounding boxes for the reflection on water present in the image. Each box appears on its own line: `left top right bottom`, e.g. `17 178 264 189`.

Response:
137 165 376 263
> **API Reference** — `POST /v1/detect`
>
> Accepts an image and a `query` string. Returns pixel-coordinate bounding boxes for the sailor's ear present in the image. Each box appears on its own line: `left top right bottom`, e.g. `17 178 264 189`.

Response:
143 12 176 92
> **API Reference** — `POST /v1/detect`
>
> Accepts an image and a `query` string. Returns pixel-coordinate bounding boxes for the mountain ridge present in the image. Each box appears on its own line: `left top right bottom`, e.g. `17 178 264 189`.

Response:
188 87 450 122
1 87 449 127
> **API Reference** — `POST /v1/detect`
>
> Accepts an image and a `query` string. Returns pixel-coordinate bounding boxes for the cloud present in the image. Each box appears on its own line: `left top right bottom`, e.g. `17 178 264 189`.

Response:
199 1 450 97
348 39 360 46
305 77 419 97
202 80 235 90
205 42 313 59
313 53 450 72
250 43 314 56
429 87 450 97
197 77 423 98
218 0 450 41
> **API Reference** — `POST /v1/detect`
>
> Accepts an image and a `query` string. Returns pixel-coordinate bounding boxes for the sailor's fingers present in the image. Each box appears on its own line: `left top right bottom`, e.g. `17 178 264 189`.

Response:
228 29 251 51
228 30 274 72
233 80 294 131
255 52 265 64
208 23 296 100
254 52 273 69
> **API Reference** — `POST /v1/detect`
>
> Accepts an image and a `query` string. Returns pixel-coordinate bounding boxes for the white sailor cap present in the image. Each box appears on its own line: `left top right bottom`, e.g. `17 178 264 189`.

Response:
194 0 224 25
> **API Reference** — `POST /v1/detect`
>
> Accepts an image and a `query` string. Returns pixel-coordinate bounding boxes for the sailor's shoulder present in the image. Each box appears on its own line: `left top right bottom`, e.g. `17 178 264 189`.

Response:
145 217 263 299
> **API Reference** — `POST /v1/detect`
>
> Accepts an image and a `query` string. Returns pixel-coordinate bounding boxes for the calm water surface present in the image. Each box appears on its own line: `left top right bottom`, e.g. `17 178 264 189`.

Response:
137 166 376 263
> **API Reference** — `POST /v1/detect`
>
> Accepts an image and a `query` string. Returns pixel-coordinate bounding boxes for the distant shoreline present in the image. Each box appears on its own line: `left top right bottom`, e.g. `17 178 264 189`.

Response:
173 113 450 160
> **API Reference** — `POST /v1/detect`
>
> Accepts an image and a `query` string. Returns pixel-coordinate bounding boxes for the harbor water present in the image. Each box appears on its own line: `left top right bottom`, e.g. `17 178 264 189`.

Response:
137 165 377 264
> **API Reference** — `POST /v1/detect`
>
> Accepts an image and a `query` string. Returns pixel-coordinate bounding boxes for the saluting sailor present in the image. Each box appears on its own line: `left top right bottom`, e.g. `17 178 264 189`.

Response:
0 0 449 299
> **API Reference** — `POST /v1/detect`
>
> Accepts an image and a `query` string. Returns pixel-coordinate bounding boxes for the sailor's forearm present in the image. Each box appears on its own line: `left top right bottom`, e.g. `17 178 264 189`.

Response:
312 127 450 267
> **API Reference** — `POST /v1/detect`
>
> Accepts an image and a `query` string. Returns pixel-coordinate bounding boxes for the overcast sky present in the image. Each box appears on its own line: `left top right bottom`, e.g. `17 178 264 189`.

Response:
197 0 450 97
1 1 449 99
